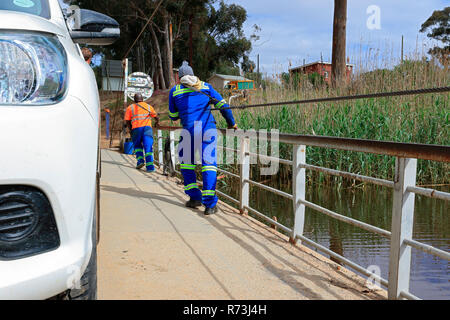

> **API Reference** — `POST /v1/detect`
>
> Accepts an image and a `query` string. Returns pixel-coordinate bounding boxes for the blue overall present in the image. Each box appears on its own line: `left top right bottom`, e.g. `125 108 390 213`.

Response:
169 81 235 208
131 126 155 172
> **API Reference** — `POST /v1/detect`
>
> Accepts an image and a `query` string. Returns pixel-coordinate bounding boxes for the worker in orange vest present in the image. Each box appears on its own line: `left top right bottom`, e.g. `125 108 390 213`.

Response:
124 93 159 172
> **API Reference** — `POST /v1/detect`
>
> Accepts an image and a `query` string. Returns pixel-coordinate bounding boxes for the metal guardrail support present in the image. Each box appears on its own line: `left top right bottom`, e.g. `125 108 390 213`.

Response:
291 145 306 244
388 158 417 300
158 130 163 167
155 126 449 300
240 137 250 214
407 186 450 202
300 162 394 188
403 238 450 261
169 130 176 171
216 167 240 179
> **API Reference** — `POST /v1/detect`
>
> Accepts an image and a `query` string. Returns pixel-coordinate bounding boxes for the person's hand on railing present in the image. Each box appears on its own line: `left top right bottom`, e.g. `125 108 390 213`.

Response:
228 123 238 131
154 116 160 129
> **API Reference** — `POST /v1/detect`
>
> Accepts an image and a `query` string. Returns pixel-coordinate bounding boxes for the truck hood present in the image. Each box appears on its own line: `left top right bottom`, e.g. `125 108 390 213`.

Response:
0 10 65 36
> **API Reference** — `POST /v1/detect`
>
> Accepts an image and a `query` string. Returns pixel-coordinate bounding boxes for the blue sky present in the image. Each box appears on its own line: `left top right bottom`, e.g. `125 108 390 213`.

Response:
227 0 448 75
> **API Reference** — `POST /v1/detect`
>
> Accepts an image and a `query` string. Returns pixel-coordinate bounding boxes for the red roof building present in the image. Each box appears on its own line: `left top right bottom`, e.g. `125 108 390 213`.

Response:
289 61 354 84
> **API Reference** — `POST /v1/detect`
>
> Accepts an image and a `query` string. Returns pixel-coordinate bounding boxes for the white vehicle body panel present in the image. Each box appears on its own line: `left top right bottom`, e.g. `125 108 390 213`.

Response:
0 0 100 299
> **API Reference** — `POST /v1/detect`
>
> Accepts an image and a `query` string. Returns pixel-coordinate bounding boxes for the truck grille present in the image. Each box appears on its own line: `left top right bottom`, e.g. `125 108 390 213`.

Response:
0 186 60 260
0 199 39 242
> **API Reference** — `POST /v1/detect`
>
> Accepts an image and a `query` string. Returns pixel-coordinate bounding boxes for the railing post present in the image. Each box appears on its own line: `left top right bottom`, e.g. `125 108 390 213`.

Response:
169 130 176 170
105 108 110 139
291 144 306 244
388 157 417 299
157 130 163 167
239 136 250 215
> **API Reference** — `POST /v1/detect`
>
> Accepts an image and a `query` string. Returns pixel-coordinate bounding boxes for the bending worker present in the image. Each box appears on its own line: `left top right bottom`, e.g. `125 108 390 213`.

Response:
169 61 237 215
124 93 159 172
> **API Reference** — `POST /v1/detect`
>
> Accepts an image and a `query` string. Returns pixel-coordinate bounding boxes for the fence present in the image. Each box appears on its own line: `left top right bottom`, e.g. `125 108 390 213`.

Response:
152 126 449 300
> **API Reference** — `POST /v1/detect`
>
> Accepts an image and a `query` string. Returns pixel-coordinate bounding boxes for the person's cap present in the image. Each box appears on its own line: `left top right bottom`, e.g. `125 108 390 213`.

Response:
178 61 194 78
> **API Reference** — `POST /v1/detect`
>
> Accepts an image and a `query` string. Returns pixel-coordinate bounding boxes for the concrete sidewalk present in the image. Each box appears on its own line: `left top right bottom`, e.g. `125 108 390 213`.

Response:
98 149 386 300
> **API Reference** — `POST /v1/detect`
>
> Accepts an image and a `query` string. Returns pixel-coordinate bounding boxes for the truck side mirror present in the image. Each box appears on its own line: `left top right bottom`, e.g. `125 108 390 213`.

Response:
66 7 120 46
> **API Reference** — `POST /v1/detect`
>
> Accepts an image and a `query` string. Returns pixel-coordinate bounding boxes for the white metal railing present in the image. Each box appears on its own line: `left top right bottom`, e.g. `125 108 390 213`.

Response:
154 127 450 300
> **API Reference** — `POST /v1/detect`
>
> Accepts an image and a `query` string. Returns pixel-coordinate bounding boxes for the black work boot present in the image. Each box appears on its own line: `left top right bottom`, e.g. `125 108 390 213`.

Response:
136 163 145 170
204 206 218 216
185 199 202 208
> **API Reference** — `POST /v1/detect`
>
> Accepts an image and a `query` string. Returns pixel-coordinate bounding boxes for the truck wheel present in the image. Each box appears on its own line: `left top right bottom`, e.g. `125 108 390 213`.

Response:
54 193 98 300
67 238 97 300
67 202 98 300
70 180 99 300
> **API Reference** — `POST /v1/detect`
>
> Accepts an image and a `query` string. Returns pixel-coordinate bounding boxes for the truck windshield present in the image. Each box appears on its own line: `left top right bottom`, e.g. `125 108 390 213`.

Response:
0 0 50 19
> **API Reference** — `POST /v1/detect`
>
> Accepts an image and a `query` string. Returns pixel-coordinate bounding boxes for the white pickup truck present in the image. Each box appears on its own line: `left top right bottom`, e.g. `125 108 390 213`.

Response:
0 0 119 299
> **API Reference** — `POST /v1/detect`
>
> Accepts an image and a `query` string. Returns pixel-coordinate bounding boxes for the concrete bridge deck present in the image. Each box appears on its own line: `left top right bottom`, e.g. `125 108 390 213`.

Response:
98 149 386 300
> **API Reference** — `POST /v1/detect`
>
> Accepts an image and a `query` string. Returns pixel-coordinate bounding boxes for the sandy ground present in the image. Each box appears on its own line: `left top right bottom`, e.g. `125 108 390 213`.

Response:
98 149 387 300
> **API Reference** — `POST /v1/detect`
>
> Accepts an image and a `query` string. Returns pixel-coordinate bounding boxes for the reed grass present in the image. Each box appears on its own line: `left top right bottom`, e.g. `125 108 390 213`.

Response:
217 57 450 185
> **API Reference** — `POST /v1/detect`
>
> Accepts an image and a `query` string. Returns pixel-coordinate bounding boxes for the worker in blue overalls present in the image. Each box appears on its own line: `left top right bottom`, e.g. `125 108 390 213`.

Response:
169 61 237 215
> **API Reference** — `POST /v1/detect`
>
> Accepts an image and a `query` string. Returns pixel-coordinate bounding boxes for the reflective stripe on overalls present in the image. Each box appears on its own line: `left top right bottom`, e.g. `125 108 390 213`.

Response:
178 124 219 209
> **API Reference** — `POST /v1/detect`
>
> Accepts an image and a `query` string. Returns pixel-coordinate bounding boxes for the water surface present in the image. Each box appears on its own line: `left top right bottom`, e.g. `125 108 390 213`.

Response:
218 179 449 300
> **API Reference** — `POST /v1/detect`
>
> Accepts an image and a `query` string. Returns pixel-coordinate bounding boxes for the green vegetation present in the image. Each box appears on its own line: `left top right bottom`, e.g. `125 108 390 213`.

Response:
217 59 450 185
420 6 450 65
76 0 259 89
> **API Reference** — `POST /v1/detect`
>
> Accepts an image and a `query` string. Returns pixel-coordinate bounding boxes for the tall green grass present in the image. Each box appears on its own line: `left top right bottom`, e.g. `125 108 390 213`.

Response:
217 59 450 185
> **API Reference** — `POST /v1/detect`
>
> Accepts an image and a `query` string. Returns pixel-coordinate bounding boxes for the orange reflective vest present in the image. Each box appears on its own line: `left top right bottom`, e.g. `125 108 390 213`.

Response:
124 102 157 129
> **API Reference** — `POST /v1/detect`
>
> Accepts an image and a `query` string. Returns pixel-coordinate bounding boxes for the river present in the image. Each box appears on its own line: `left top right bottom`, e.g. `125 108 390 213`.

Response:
217 177 449 300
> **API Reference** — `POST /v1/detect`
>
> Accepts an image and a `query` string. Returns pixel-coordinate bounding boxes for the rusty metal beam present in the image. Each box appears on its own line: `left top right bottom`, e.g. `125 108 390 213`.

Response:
155 126 450 163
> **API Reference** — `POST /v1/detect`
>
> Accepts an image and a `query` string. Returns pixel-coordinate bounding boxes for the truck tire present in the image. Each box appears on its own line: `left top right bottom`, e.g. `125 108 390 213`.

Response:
67 237 97 300
53 190 98 300
68 184 98 300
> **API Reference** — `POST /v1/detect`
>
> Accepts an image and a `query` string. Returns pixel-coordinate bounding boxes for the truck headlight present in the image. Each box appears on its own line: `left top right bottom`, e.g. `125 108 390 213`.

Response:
0 32 68 105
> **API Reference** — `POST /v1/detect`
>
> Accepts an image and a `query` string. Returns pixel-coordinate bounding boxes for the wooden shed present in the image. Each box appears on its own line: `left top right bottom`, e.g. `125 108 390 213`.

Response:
207 74 251 90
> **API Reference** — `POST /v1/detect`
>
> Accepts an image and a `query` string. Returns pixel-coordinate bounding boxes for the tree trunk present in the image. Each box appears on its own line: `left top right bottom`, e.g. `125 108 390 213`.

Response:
141 40 146 72
153 69 159 90
149 25 166 90
331 0 347 87
137 40 145 72
163 16 175 88
149 50 157 90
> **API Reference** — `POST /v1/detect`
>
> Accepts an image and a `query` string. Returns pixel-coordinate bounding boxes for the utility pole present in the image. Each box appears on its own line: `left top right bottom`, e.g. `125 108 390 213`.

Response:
401 35 404 63
169 21 174 86
257 54 260 85
123 58 129 111
115 57 129 150
331 0 347 87
257 54 260 74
